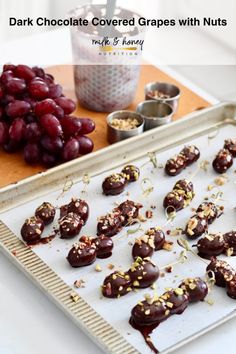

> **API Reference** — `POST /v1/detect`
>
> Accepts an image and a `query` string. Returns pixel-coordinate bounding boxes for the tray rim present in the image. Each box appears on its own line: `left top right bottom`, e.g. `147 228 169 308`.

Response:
1 101 236 354
1 101 236 213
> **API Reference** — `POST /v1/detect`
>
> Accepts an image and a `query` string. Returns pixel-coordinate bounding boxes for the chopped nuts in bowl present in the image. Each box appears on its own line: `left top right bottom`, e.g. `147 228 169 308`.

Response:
107 111 144 144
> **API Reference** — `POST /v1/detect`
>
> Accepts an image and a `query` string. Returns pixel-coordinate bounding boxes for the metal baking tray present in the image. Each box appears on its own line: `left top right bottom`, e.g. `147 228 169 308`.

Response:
0 102 236 354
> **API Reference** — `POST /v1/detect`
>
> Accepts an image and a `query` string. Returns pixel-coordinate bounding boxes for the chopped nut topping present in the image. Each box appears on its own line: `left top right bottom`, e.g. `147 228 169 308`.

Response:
214 175 228 186
174 288 184 296
145 309 151 315
145 210 153 219
165 266 173 273
74 279 85 289
226 247 234 257
70 292 79 303
206 298 214 305
107 263 115 270
133 280 140 287
162 241 174 251
111 117 140 130
95 264 102 272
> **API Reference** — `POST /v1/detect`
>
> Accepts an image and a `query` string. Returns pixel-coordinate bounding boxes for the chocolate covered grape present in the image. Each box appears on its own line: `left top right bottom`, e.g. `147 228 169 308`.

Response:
212 149 233 174
197 233 225 259
67 239 97 267
35 202 55 225
102 271 132 298
59 212 84 239
21 216 44 244
122 165 140 182
102 173 127 196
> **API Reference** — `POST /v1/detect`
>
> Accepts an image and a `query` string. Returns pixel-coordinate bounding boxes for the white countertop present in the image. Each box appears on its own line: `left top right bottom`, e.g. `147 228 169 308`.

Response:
0 28 234 354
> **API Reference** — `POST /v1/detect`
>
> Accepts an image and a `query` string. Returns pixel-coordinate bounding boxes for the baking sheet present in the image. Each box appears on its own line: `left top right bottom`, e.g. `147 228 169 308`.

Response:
1 123 236 353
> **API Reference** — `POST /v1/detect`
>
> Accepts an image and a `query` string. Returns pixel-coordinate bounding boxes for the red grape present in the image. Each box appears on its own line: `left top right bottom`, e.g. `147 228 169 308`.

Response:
78 118 95 135
0 70 14 85
0 87 3 99
44 74 54 85
77 135 94 155
0 63 95 168
60 116 82 137
3 64 16 72
62 138 79 161
9 118 26 142
48 84 62 99
32 66 45 78
24 97 37 109
1 94 15 106
6 100 31 118
4 139 21 153
54 105 64 119
55 97 76 114
34 98 56 116
42 152 57 166
0 122 9 145
40 135 63 153
0 107 3 120
15 65 36 82
6 78 26 94
40 114 62 137
24 113 37 124
25 122 41 142
24 143 41 164
29 80 49 100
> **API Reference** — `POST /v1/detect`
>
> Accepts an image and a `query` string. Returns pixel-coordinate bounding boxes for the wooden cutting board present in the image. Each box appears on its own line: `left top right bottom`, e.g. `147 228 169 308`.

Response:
0 65 210 188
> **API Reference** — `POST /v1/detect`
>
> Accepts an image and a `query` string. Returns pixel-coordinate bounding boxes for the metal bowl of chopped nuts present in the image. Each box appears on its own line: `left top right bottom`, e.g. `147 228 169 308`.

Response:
145 82 181 113
107 111 144 144
136 100 174 130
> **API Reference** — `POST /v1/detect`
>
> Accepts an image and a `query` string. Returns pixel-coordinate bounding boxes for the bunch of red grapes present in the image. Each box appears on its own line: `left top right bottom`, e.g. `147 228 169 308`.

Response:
0 64 95 166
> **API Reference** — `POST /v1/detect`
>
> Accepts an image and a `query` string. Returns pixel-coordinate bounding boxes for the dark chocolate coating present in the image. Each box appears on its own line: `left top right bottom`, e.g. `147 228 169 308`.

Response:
161 289 189 315
212 149 233 174
163 191 185 213
92 235 114 258
180 145 200 165
132 235 154 260
102 173 127 195
66 198 89 223
117 200 143 226
206 258 236 287
197 233 225 259
146 227 165 251
122 165 140 182
21 216 44 243
174 179 194 195
97 210 124 237
60 204 68 219
67 240 97 267
179 277 208 302
131 300 168 326
128 259 159 288
185 214 208 239
173 179 195 206
165 154 186 176
59 212 84 239
102 271 132 298
224 139 236 157
196 202 223 225
223 231 236 256
226 276 236 299
35 202 55 225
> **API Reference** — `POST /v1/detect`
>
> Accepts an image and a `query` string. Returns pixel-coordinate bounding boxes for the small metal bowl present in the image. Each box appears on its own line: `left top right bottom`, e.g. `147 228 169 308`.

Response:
107 111 144 144
136 100 174 130
145 82 181 113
